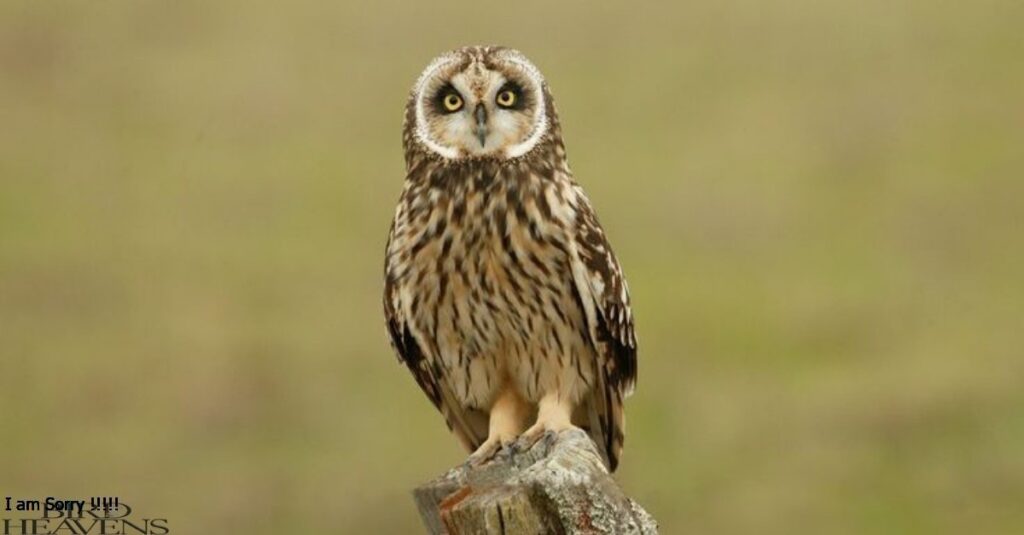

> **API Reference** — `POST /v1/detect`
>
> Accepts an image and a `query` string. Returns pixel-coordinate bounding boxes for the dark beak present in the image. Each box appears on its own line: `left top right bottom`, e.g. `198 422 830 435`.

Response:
475 104 488 147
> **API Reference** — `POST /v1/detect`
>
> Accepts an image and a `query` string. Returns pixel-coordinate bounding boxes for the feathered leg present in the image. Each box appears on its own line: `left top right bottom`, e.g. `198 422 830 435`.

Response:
518 392 578 447
467 383 530 465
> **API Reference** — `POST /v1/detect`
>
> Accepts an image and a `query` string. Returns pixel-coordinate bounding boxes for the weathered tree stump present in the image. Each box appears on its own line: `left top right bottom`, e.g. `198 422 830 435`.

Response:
413 429 658 534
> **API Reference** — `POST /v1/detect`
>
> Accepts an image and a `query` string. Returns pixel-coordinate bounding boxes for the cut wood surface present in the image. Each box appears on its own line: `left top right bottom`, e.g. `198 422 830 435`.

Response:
413 429 658 534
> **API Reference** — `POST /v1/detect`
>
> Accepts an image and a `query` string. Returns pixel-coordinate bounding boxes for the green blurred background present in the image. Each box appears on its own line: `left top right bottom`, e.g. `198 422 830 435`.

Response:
1 1 1022 533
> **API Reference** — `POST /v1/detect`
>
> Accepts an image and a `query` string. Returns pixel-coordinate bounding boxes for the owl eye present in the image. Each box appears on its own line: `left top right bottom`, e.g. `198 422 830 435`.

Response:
496 89 517 108
442 93 463 112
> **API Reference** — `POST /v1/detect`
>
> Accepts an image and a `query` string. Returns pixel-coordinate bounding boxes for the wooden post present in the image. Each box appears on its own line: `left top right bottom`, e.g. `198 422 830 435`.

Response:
413 429 658 534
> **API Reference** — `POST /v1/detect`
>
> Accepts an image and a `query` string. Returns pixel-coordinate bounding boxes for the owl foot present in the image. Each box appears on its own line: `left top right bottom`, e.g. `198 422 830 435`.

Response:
466 383 531 467
466 435 517 467
516 392 577 450
516 421 577 451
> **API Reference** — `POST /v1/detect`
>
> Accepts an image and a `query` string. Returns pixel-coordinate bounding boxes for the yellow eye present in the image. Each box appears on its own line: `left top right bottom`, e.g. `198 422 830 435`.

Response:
496 90 517 108
442 93 463 112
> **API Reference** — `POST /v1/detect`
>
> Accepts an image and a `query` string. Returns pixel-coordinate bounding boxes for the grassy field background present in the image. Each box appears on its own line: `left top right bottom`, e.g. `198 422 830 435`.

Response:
2 1 1022 533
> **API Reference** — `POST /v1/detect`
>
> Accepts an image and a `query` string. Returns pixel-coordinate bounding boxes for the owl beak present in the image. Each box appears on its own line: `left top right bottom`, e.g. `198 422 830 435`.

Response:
474 105 488 147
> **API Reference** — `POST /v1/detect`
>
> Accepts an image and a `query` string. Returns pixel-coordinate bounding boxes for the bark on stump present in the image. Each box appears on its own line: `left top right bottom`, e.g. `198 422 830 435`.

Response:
413 429 658 534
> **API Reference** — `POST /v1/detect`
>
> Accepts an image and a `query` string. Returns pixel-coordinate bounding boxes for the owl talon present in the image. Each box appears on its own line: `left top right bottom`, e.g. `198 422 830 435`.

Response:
466 448 497 467
467 436 518 467
515 429 543 451
518 426 572 453
515 393 577 451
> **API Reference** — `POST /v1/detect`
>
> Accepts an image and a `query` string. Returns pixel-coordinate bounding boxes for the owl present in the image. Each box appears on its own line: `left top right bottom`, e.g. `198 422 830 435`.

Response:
383 46 636 471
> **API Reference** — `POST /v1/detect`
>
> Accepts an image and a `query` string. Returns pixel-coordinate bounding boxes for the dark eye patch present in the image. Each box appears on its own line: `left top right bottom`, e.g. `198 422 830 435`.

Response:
496 81 528 111
432 83 463 114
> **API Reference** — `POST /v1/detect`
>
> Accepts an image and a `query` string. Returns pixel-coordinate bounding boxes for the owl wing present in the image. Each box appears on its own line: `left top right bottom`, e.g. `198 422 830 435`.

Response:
383 221 488 453
569 187 637 471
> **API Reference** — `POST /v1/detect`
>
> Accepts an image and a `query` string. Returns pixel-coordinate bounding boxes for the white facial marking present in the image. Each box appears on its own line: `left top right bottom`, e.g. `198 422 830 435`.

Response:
502 53 549 159
414 54 460 159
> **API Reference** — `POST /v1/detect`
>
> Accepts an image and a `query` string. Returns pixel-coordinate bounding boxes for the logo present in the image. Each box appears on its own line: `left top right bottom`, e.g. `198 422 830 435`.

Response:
2 497 169 535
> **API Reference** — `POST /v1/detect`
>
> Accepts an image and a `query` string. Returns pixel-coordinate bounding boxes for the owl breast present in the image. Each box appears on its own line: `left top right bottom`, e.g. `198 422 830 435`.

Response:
386 164 597 410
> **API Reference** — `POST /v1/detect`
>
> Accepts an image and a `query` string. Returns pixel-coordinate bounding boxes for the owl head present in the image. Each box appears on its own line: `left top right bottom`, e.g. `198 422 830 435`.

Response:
405 46 554 162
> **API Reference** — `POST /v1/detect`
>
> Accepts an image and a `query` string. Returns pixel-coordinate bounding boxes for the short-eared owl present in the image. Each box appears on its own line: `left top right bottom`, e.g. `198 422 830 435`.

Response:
384 46 636 471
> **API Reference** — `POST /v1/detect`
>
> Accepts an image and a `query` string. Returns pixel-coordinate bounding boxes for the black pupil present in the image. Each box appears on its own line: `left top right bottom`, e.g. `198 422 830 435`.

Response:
497 85 520 107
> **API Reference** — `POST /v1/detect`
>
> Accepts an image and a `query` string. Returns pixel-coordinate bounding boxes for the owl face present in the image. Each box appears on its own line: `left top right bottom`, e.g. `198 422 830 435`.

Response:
411 47 549 161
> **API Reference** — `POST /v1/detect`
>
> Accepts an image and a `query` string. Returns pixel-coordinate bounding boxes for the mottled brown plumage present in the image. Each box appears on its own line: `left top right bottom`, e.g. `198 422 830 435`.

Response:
384 46 636 471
